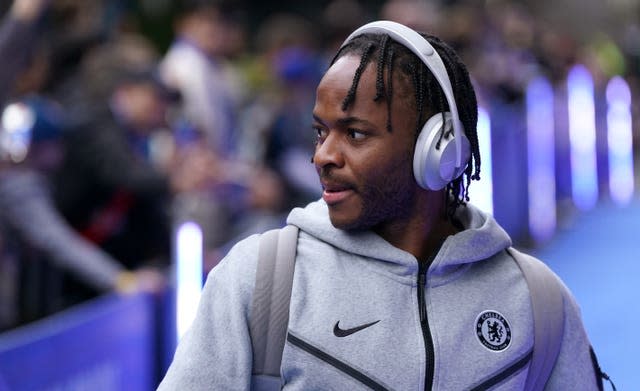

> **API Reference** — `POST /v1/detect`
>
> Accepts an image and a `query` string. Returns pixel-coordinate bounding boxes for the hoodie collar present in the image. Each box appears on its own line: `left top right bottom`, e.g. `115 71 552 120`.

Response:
287 200 512 277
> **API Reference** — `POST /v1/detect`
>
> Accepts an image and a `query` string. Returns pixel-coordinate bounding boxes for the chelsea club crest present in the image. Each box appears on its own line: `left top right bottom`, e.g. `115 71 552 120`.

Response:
476 310 512 352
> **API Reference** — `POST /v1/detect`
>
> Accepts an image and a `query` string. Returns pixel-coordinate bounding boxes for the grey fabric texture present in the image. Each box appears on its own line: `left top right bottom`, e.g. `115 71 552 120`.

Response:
158 200 601 390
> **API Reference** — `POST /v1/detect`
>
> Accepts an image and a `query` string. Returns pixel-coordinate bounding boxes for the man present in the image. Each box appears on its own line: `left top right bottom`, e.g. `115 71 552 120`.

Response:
158 21 606 390
0 98 162 328
160 0 246 157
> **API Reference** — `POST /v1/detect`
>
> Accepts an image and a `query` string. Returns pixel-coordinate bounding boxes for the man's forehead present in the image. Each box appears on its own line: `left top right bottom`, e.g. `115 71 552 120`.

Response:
321 56 378 97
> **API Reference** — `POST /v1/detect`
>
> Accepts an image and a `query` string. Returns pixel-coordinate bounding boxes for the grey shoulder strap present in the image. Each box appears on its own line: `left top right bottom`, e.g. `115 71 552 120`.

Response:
250 225 299 378
508 247 565 391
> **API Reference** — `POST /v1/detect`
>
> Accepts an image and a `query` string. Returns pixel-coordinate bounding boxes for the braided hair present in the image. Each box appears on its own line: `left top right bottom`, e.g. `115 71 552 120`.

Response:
331 32 481 219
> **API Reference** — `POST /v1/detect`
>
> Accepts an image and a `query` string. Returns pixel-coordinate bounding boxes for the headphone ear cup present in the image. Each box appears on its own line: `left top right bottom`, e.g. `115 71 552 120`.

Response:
413 113 471 190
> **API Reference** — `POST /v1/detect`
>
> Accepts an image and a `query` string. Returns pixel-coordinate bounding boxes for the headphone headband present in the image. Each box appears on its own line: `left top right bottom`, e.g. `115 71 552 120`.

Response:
341 20 464 168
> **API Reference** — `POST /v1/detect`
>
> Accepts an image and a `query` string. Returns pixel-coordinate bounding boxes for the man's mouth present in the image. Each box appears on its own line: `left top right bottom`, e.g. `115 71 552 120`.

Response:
321 181 355 205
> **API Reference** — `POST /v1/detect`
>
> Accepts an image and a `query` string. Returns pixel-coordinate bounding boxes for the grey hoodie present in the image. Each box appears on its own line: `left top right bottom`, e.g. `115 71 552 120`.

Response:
158 200 601 390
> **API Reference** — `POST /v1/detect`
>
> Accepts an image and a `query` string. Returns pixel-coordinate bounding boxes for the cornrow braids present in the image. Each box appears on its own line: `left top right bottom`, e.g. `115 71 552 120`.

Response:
409 63 423 133
374 35 390 101
341 42 375 111
385 48 394 133
332 31 481 219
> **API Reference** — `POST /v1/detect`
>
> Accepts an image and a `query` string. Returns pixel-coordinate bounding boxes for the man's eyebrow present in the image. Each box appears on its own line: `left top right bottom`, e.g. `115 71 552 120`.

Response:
337 116 376 127
312 114 375 128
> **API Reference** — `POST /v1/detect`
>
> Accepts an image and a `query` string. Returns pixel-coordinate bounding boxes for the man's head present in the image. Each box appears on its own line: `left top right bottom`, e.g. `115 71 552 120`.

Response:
110 75 176 133
174 1 246 59
81 35 180 133
312 21 480 231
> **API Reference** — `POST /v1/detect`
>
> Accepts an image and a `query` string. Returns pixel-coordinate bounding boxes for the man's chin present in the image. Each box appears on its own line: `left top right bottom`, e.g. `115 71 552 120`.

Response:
328 212 368 232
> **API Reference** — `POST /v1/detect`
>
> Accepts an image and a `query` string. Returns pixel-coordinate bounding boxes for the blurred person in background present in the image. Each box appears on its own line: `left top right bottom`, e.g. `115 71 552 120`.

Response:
239 13 325 212
379 0 441 33
0 0 49 105
320 0 369 56
0 99 162 329
159 0 246 158
42 0 113 110
0 0 160 331
52 35 179 273
160 1 287 270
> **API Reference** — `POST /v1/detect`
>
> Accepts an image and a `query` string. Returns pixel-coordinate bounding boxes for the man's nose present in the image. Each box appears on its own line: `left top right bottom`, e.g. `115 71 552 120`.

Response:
313 132 345 169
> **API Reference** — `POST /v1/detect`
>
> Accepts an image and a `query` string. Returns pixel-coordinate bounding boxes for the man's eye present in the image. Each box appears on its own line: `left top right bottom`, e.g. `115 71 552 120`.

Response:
313 127 327 142
348 129 366 140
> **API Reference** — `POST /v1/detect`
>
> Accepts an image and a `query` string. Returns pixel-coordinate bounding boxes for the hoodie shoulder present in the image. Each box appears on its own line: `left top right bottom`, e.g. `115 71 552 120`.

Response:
209 233 261 286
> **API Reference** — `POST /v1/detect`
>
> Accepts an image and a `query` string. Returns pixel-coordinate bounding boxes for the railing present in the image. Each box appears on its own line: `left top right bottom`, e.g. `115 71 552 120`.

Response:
0 292 164 391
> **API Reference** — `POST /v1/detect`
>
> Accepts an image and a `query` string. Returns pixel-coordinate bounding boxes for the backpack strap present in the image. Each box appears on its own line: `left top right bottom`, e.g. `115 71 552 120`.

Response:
507 247 565 391
250 225 299 378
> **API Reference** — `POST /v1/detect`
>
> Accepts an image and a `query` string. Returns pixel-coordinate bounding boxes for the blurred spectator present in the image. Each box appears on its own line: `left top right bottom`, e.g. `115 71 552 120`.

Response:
52 35 179 271
159 0 246 157
0 98 131 329
379 0 441 33
156 2 293 268
51 30 275 277
533 23 580 84
0 0 49 104
239 13 324 211
320 0 369 56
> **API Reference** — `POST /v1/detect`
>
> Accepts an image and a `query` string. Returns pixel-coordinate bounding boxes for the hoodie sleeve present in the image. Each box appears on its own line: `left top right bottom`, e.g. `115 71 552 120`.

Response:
544 287 604 391
157 234 260 391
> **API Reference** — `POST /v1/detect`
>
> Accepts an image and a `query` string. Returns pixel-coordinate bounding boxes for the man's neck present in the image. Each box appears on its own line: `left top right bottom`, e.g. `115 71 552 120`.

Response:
374 191 459 264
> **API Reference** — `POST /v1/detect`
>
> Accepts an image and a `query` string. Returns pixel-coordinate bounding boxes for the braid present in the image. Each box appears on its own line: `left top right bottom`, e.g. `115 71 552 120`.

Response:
375 35 390 101
409 63 423 133
385 48 394 133
341 42 375 111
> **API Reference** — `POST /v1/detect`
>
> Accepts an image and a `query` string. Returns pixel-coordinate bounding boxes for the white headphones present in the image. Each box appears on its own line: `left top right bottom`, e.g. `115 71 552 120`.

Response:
341 20 471 190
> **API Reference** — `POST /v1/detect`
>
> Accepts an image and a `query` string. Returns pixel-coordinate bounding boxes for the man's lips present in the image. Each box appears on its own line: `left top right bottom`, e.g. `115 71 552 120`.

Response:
321 181 355 205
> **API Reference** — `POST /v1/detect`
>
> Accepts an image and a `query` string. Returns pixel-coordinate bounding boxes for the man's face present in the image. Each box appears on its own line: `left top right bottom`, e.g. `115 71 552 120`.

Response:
312 54 420 231
116 82 169 133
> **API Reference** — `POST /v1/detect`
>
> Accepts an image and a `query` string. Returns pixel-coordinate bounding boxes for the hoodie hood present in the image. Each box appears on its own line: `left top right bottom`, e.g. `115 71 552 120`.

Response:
287 200 512 279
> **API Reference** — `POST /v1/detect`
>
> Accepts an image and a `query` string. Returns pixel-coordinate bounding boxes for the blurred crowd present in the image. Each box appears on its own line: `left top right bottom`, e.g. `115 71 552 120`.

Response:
0 0 638 331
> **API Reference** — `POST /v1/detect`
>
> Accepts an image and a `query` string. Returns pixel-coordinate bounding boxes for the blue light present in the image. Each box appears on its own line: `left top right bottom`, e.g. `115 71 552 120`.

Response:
471 107 493 215
175 221 203 341
526 76 556 243
606 76 634 205
567 65 598 211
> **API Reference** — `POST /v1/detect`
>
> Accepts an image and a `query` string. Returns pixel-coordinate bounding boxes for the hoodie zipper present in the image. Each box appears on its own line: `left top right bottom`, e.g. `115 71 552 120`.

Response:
418 260 434 391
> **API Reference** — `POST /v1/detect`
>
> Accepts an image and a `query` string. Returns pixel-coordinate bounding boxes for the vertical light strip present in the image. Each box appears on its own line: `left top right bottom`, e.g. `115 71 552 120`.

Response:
526 76 556 243
606 76 634 205
567 65 598 210
175 221 203 341
471 107 493 215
